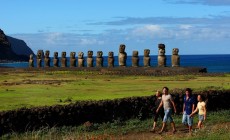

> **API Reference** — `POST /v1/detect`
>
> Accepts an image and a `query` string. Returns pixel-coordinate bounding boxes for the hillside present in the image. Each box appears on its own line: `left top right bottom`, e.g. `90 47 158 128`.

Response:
0 29 34 62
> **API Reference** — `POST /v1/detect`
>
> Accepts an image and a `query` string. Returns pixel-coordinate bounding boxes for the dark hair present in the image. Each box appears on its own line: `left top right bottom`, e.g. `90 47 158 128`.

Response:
162 87 169 91
185 88 192 94
197 94 204 101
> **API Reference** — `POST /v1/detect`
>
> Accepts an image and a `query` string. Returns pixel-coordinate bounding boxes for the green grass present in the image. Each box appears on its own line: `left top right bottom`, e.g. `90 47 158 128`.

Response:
0 71 230 111
1 110 229 140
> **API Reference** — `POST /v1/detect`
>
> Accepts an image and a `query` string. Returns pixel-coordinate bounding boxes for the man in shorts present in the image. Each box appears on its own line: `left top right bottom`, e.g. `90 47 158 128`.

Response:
156 87 177 134
182 88 196 133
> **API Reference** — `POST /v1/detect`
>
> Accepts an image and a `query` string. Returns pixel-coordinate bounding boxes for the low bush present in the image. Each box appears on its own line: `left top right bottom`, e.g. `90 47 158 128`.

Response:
0 90 229 136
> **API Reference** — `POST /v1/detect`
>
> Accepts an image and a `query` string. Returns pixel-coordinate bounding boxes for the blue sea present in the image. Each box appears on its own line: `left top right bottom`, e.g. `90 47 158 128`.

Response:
0 54 230 73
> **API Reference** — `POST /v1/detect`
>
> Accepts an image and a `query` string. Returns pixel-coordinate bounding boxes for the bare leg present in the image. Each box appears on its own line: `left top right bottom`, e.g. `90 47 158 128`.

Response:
188 126 192 133
171 121 176 133
198 121 202 129
151 121 157 132
159 122 166 133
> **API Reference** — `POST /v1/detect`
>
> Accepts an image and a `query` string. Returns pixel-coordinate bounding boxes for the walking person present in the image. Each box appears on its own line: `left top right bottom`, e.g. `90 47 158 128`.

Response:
190 94 207 129
156 87 177 134
182 88 196 133
151 90 164 132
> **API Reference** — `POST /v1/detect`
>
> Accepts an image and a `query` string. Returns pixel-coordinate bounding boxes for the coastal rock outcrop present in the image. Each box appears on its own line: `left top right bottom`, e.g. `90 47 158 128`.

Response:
0 29 34 62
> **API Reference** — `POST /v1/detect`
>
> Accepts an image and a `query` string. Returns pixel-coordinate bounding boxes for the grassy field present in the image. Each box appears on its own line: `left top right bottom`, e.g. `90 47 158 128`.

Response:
0 70 230 111
1 109 229 140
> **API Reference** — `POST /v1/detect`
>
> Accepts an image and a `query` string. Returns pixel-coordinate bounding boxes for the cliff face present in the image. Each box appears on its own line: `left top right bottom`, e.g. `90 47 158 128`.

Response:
0 29 34 62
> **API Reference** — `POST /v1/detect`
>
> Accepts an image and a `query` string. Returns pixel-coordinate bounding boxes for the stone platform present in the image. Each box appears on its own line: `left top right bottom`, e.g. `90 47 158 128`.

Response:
0 67 207 76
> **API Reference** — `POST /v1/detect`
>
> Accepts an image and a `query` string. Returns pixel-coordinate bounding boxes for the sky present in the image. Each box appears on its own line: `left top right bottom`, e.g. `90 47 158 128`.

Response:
1 0 230 56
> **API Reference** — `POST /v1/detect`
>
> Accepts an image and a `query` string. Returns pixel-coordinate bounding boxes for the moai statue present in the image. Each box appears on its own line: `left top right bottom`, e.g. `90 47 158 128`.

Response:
158 44 166 67
87 51 93 67
36 50 43 68
61 52 67 67
53 52 59 67
143 49 151 67
28 54 34 67
44 50 50 67
78 52 84 67
118 44 127 67
108 51 114 67
96 51 103 67
70 52 76 67
132 51 139 67
171 48 180 67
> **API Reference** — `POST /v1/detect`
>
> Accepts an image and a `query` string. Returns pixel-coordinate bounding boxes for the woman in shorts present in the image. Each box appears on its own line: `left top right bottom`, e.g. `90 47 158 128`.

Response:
190 94 207 129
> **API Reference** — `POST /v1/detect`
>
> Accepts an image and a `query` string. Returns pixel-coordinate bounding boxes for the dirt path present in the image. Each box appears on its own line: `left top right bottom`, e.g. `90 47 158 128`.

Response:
117 127 190 140
115 122 230 140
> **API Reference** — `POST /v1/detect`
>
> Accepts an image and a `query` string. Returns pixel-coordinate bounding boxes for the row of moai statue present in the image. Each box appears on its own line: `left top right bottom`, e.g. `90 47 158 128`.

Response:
29 44 180 68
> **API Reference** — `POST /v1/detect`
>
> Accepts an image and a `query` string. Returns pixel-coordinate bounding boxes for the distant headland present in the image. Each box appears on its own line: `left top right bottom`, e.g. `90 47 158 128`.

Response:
0 29 34 62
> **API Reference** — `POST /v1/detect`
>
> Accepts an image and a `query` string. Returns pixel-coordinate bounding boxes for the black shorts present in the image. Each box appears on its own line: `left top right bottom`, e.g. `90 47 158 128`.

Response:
154 110 164 122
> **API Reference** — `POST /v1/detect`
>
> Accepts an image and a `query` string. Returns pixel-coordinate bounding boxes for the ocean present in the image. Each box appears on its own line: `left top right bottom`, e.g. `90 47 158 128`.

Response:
0 54 230 73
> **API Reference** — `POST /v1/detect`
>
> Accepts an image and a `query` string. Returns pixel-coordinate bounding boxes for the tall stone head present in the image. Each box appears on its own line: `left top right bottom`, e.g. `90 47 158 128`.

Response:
119 44 126 53
37 50 43 59
87 50 93 67
61 52 67 67
108 51 114 67
172 48 180 67
78 52 84 67
132 51 139 67
62 52 66 58
53 52 59 67
97 51 103 58
108 52 114 58
70 52 76 59
29 54 33 59
158 44 165 56
45 50 50 58
70 52 76 67
172 48 179 55
78 52 84 59
54 52 58 59
118 44 127 67
144 49 150 57
132 51 138 57
96 51 103 67
29 54 34 67
88 50 93 58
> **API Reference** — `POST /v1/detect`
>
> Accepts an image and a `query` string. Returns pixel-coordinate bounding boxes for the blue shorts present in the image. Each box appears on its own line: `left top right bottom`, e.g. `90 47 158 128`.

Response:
163 109 173 123
182 112 193 126
199 115 204 121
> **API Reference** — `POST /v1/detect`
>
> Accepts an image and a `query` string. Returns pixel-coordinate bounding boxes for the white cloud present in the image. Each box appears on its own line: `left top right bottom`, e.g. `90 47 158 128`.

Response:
131 25 163 37
179 24 193 29
45 32 63 44
9 23 230 55
79 38 104 45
